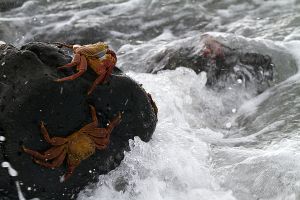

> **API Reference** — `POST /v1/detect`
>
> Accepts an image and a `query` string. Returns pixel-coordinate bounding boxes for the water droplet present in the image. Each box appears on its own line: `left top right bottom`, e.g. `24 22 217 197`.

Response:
60 176 65 183
237 79 243 84
1 162 18 176
27 187 32 191
232 108 237 113
1 62 5 66
3 75 6 78
0 136 6 141
225 122 232 129
124 99 129 106
15 181 26 200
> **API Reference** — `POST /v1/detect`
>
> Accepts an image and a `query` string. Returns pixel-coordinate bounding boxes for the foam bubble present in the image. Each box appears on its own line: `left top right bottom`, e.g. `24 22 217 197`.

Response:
0 136 5 142
1 162 18 177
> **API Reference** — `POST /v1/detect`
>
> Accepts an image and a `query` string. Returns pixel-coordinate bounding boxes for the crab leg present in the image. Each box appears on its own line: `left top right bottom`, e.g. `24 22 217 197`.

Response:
22 145 65 161
40 121 68 146
86 128 108 138
63 159 80 181
89 114 122 150
107 113 122 132
89 114 122 149
92 136 109 145
87 52 116 95
92 136 110 150
55 55 87 82
87 73 106 95
89 105 98 125
79 105 99 130
34 149 66 169
87 113 121 138
57 53 81 69
95 143 107 150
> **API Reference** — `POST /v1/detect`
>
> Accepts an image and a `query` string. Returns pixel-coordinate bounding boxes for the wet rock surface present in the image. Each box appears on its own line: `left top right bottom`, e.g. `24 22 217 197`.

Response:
144 34 298 94
155 35 274 94
0 0 26 12
0 42 157 199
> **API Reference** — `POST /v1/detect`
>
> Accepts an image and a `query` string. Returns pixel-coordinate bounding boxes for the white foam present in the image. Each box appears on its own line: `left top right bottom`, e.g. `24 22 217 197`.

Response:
78 68 237 200
16 181 40 200
225 122 232 129
1 162 18 177
16 181 26 200
59 175 65 183
0 136 6 142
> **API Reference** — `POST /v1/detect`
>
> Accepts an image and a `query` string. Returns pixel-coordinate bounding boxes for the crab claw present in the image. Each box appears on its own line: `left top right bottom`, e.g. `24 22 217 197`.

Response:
110 112 122 127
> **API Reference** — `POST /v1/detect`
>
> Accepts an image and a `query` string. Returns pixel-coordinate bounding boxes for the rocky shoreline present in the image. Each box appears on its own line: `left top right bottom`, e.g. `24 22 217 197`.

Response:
0 42 157 199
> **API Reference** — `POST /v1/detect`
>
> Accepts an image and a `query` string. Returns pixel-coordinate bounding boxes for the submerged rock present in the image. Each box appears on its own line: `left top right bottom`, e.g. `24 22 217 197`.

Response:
118 33 298 94
0 42 157 199
172 34 297 93
156 34 285 94
197 34 275 93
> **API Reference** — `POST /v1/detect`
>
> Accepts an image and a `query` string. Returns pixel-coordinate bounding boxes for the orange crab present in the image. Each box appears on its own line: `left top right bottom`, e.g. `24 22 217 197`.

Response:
22 105 121 181
54 42 117 95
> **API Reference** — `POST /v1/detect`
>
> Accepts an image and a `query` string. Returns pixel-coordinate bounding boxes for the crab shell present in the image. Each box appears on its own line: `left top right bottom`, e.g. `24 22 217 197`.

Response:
74 42 109 57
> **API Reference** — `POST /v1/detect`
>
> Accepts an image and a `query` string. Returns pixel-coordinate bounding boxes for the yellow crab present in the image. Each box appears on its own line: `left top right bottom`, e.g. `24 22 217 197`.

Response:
22 105 122 181
54 42 117 95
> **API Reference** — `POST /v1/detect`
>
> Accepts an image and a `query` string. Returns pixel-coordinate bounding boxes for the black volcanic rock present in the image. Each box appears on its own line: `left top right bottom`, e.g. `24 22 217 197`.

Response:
0 0 27 12
156 36 275 94
145 34 298 94
0 42 157 199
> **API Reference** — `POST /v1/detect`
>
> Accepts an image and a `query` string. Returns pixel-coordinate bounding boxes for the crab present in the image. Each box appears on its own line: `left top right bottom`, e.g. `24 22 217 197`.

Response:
54 42 117 95
200 34 237 61
22 105 122 181
200 35 226 60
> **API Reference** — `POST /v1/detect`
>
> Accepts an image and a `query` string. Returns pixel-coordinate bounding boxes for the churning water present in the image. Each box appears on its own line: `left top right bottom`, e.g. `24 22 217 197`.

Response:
1 0 300 199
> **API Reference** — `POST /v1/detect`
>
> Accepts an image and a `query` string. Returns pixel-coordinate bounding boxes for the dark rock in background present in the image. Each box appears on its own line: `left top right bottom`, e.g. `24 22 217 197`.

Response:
0 0 27 12
155 35 275 94
127 33 297 95
0 42 157 199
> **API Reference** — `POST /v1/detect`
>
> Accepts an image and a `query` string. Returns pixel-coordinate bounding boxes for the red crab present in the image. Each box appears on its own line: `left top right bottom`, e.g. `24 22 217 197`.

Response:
54 42 117 95
22 105 122 181
200 35 225 60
